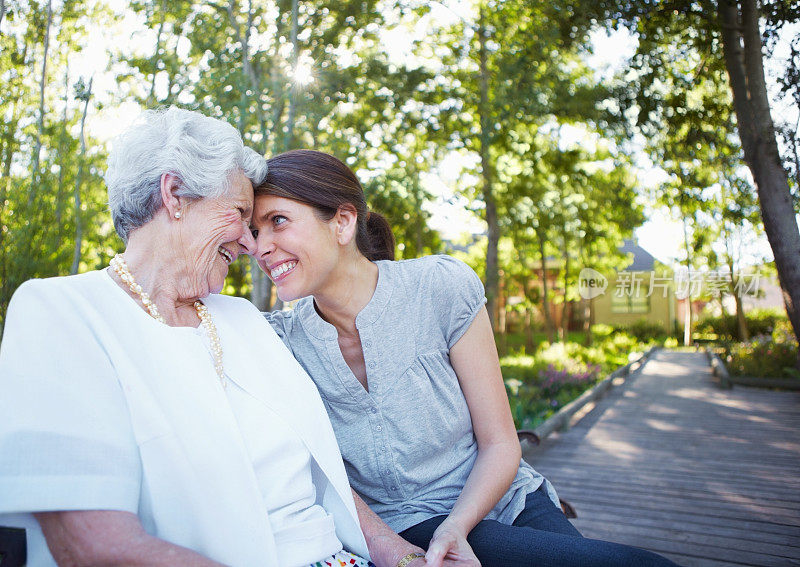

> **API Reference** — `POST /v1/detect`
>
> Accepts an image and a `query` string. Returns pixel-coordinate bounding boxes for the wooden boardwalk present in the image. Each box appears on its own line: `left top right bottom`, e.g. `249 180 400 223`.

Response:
523 350 800 567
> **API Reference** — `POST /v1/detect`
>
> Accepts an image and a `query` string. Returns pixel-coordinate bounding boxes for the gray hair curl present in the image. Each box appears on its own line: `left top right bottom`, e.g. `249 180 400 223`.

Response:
105 107 268 242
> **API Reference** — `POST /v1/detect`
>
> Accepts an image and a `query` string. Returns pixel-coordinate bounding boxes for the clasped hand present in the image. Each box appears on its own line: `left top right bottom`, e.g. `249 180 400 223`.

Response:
417 521 480 567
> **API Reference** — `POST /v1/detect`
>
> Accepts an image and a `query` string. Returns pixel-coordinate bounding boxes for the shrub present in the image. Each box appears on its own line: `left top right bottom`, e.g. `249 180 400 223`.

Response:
696 308 786 341
747 308 788 336
591 323 615 339
620 319 668 341
726 320 799 378
504 362 601 430
538 364 601 396
501 331 649 429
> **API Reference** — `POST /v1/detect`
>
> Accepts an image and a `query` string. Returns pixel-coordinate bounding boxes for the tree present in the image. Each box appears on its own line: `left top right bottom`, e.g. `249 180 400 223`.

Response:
29 0 52 206
499 123 643 344
0 0 114 332
591 0 800 360
70 76 93 275
113 0 443 307
719 0 800 359
426 0 615 330
712 170 763 340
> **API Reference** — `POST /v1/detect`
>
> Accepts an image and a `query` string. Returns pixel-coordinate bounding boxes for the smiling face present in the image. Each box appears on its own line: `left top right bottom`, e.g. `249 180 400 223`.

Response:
251 194 340 302
179 170 255 296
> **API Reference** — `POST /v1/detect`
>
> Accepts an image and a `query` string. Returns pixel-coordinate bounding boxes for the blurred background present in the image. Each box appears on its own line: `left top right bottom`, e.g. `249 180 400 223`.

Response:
1 1 799 412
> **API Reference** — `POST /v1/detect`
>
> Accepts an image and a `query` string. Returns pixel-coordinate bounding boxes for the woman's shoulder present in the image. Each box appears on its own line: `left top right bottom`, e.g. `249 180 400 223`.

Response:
205 291 259 311
385 254 482 291
262 298 315 340
262 306 297 325
8 270 108 310
203 293 274 331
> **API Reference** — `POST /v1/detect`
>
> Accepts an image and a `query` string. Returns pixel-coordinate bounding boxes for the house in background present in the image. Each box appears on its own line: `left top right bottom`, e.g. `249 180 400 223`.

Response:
590 239 678 333
491 239 678 335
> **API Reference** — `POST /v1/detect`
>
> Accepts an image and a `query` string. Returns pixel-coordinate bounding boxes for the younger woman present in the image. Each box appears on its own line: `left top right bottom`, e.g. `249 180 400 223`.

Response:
253 149 680 567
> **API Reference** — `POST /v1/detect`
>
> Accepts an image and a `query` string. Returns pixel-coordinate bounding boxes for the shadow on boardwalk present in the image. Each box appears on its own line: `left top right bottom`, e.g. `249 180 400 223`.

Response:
523 350 800 567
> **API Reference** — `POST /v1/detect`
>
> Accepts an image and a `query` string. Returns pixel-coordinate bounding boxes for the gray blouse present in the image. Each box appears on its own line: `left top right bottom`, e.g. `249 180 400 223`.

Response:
264 255 558 533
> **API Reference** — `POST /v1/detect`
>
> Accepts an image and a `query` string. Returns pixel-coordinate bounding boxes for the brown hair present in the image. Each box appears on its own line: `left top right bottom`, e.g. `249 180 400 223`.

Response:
256 149 395 261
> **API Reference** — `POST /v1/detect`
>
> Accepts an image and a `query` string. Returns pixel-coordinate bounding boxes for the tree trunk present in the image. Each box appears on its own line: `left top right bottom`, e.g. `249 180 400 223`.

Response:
30 0 53 206
269 10 286 154
226 0 269 149
515 247 537 352
733 280 749 340
580 239 592 345
536 228 556 343
559 229 570 341
1 0 7 29
71 78 92 275
725 247 750 341
0 133 10 304
249 256 271 310
55 64 70 233
681 216 693 346
478 7 499 331
719 0 800 363
147 0 167 105
525 307 535 352
790 133 800 200
284 0 299 150
586 297 595 346
0 98 19 261
224 0 274 308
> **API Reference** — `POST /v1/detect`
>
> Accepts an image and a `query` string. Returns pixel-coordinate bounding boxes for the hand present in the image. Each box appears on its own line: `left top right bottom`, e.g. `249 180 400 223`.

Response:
424 521 481 567
367 534 427 567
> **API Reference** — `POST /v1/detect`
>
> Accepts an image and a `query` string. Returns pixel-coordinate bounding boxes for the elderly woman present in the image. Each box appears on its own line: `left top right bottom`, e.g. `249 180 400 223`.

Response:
0 108 443 567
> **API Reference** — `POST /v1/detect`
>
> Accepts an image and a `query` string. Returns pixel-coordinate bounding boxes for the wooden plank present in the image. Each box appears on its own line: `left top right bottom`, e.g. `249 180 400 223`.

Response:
531 455 800 490
549 475 800 513
568 505 800 547
580 526 798 566
526 350 800 564
577 516 800 556
570 501 800 538
661 554 745 567
555 486 800 526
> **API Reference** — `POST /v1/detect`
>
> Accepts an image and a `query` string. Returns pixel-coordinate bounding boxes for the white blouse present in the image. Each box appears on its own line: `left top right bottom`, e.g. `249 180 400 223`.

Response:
0 270 367 566
217 345 341 565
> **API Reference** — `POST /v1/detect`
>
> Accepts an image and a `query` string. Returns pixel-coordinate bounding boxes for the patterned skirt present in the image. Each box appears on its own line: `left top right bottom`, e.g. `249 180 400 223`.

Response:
309 549 376 567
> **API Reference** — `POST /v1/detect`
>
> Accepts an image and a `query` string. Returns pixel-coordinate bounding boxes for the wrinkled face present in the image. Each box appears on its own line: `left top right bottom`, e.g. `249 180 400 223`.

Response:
250 194 339 302
179 170 255 296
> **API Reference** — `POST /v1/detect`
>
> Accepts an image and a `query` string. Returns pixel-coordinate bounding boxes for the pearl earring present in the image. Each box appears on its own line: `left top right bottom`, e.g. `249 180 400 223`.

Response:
174 211 182 219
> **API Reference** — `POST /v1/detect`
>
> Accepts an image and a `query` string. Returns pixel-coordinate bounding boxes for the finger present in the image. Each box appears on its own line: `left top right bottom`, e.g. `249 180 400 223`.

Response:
424 538 452 567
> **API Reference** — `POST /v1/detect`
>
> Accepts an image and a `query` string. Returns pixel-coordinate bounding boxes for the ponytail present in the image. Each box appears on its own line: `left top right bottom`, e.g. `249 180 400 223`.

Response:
363 211 395 261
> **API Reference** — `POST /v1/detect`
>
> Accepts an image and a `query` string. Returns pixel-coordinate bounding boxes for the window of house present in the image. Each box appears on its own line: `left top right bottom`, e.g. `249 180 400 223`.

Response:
611 292 650 314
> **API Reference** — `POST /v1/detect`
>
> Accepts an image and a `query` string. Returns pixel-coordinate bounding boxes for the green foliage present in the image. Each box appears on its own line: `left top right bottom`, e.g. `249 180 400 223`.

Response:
726 320 799 379
501 329 648 429
0 0 118 333
5 0 789 356
363 168 442 260
619 318 669 342
696 308 787 341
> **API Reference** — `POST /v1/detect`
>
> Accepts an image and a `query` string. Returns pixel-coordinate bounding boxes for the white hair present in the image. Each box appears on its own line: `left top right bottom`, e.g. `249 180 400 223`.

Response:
105 107 268 242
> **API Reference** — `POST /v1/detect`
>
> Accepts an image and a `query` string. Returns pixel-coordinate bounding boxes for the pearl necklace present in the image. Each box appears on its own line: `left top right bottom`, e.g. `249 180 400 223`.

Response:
110 254 227 388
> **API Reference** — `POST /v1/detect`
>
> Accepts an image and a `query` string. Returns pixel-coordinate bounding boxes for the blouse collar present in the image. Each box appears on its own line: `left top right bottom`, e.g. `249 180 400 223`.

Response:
297 260 393 340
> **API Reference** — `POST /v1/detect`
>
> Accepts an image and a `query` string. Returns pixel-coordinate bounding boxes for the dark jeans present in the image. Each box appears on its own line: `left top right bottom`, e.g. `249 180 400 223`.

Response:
400 487 681 567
